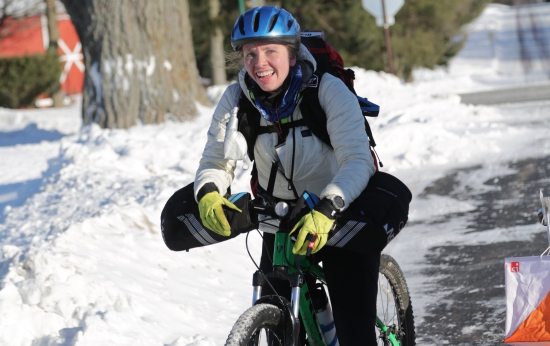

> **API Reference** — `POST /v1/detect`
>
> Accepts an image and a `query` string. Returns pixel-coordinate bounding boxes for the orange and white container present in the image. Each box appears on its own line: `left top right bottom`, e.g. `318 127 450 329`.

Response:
504 255 550 343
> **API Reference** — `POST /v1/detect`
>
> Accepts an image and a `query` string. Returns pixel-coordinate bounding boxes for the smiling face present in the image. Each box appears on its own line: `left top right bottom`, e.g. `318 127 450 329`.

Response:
243 42 297 92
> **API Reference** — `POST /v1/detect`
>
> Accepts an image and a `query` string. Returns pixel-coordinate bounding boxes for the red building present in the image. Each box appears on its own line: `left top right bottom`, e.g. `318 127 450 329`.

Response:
0 13 84 95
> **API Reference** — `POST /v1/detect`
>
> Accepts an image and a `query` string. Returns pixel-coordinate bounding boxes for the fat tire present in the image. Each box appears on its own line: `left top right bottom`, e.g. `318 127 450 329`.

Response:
378 253 416 346
225 303 284 346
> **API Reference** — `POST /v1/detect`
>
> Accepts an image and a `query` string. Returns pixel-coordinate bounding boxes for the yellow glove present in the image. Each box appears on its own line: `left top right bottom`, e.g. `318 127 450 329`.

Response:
290 210 335 255
198 191 242 236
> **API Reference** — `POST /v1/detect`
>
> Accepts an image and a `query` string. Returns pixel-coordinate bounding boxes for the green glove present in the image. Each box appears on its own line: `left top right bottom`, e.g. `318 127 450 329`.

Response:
198 191 242 236
290 210 335 255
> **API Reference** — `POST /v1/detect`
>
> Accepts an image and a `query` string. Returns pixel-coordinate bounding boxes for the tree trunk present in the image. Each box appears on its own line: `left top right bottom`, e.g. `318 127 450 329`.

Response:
59 0 210 129
209 0 226 85
45 0 64 107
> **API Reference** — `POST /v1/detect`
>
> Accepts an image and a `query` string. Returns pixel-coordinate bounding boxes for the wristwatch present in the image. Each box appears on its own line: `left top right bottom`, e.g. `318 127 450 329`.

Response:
315 195 346 219
328 195 346 212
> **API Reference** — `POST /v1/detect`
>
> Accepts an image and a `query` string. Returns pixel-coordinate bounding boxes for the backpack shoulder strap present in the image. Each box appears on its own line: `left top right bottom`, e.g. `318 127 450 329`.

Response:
299 72 332 147
237 90 261 161
300 72 378 149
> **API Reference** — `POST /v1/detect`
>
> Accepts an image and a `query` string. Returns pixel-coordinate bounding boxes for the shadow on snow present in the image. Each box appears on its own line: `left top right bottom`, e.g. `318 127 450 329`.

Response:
0 124 65 147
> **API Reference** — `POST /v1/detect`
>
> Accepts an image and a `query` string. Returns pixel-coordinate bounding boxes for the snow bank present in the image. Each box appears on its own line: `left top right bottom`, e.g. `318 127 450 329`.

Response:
0 112 263 345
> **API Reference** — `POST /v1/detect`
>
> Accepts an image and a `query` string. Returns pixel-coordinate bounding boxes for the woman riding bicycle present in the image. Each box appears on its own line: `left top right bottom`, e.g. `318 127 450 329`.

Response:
162 5 411 345
194 6 406 346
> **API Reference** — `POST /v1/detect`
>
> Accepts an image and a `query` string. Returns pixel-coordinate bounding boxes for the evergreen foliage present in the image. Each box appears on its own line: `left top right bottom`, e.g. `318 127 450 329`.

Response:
188 0 240 81
0 51 61 109
391 0 490 80
189 0 489 82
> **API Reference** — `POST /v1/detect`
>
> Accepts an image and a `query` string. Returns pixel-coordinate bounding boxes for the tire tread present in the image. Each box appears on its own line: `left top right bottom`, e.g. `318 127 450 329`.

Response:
225 303 283 346
379 253 416 346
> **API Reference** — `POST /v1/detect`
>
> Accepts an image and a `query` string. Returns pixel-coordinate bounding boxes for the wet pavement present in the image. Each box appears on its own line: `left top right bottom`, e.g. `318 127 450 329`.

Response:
415 155 550 345
459 84 550 106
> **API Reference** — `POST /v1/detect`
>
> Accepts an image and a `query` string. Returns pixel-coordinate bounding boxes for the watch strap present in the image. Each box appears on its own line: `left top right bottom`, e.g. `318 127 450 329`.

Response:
314 198 338 219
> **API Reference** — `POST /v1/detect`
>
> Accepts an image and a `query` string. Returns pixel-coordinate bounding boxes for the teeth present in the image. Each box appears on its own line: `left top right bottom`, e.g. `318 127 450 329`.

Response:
257 71 273 77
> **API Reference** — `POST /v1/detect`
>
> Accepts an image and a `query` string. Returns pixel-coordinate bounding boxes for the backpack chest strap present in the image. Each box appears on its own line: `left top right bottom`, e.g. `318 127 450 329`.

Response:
257 118 307 136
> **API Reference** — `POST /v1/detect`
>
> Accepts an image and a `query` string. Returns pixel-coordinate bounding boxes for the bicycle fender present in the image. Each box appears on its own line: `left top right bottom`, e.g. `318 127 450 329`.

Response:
254 295 300 345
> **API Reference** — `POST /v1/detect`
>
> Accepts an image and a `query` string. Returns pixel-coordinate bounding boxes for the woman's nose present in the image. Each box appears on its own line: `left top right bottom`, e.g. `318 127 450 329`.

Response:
255 52 266 66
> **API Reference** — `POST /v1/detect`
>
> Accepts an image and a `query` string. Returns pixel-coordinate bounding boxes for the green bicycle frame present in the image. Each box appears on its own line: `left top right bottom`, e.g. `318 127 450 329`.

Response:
376 317 401 346
268 231 400 346
272 231 325 345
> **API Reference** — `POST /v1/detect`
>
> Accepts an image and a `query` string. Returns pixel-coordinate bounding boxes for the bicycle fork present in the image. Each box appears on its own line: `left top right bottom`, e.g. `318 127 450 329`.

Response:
290 285 301 318
252 276 262 306
251 270 303 320
251 270 303 345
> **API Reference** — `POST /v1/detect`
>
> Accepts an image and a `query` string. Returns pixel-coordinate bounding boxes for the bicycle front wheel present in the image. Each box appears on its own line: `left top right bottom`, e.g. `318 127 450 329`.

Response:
377 253 416 346
225 303 284 346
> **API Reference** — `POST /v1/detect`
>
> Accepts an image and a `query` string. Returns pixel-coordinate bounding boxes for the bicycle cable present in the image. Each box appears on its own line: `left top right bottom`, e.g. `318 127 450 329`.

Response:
245 222 286 306
245 231 261 270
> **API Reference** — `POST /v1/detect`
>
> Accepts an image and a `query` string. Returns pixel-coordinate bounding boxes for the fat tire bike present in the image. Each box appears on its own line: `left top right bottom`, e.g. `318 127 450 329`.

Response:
224 197 416 346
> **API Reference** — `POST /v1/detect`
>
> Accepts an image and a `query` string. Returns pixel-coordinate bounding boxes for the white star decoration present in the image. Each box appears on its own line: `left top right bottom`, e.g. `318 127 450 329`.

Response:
58 39 84 84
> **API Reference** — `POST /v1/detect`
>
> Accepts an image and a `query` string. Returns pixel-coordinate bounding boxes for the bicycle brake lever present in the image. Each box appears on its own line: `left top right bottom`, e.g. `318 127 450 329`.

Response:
306 233 318 257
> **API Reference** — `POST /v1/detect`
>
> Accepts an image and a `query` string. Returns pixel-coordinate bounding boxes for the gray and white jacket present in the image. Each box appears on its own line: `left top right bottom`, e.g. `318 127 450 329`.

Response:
194 45 376 211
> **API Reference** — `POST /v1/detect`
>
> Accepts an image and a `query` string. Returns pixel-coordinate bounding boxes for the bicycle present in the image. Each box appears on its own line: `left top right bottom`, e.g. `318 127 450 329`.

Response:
224 195 416 346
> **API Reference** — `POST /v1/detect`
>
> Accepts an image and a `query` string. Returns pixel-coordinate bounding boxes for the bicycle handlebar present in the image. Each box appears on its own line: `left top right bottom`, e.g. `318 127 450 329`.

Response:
248 199 318 256
248 199 292 220
248 201 278 218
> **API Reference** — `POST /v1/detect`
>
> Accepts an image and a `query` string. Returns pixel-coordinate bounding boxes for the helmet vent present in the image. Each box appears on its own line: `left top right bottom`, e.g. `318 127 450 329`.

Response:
268 13 279 33
287 19 293 31
253 12 261 32
238 17 245 35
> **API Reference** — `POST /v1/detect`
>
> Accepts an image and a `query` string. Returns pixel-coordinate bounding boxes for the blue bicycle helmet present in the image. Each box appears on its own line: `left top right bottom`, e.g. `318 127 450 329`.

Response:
231 6 301 51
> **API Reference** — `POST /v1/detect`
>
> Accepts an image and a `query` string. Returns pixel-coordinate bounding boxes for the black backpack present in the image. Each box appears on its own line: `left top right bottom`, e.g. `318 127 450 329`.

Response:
299 30 380 148
237 30 382 197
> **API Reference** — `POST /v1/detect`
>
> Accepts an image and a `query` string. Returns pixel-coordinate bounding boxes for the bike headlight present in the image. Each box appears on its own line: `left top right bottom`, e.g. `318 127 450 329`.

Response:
275 201 289 217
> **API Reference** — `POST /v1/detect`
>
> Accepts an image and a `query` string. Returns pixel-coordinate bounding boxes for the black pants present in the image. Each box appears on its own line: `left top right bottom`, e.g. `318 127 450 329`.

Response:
260 233 381 346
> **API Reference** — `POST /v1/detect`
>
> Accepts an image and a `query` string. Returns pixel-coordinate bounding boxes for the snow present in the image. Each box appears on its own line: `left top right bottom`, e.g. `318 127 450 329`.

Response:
0 3 549 345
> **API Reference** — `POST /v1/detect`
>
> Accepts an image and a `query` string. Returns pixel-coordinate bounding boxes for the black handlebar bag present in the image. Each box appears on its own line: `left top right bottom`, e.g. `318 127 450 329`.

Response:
161 182 257 251
281 171 412 255
332 171 412 254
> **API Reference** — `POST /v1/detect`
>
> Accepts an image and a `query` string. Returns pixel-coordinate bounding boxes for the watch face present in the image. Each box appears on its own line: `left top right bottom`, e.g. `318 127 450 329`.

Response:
333 196 345 209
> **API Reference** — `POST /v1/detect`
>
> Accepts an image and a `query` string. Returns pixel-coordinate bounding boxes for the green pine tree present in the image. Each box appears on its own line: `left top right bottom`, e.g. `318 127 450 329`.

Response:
189 0 490 82
391 0 490 80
